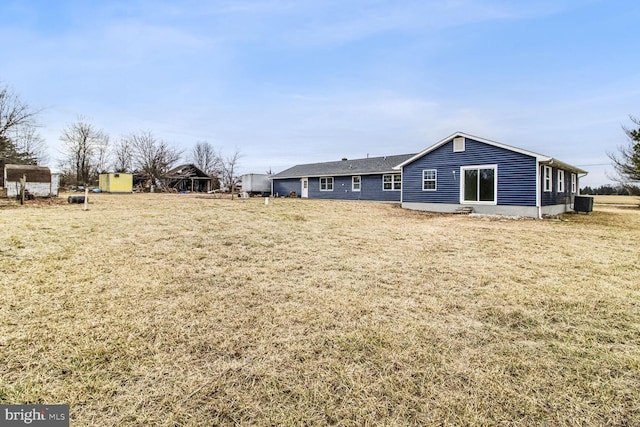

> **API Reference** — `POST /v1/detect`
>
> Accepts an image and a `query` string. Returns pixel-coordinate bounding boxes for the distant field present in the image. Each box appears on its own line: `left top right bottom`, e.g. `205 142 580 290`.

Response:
1 194 639 426
592 194 640 205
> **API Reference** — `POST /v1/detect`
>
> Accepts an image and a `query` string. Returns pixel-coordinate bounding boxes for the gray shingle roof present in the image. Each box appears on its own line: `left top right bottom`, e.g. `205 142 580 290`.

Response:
271 154 416 179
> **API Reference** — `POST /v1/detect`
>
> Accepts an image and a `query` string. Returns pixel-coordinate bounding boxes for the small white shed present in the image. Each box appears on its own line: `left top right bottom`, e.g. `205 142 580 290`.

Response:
1 164 59 197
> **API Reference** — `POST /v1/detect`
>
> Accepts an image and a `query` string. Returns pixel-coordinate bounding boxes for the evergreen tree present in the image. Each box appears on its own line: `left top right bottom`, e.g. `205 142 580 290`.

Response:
0 83 43 164
0 135 37 164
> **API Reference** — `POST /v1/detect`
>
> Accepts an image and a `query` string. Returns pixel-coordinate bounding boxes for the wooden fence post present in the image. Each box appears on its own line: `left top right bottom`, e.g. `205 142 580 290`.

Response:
19 175 26 205
83 188 89 211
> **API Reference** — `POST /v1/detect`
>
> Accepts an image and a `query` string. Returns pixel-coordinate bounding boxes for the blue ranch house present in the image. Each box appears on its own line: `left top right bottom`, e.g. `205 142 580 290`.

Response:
397 132 587 218
270 153 415 202
270 132 587 218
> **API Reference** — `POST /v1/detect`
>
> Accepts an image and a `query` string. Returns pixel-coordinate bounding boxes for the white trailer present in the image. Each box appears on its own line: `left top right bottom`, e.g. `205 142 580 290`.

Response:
240 174 270 196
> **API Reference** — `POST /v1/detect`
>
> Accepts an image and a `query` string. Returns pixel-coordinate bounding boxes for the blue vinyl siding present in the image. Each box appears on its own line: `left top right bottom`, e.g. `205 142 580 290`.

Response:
273 178 302 197
273 175 401 201
540 165 573 206
402 138 537 206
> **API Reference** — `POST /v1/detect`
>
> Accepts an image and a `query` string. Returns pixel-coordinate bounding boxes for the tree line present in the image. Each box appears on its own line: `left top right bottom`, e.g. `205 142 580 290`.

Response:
3 81 640 192
1 82 240 192
57 117 239 191
580 184 637 196
58 117 242 191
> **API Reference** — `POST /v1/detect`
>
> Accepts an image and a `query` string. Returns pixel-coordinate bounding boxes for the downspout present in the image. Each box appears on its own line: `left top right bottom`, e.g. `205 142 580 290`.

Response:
578 173 588 194
536 161 542 219
399 167 404 204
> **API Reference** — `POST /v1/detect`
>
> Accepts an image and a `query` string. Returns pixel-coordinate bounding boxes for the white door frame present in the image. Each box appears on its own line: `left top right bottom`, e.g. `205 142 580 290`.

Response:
301 178 308 198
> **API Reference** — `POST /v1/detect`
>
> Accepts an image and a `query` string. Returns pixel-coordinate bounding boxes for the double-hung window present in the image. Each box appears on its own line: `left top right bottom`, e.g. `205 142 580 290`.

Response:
352 176 361 191
543 166 552 192
461 165 497 204
320 177 333 191
383 174 401 191
571 173 577 193
422 169 437 191
557 170 565 193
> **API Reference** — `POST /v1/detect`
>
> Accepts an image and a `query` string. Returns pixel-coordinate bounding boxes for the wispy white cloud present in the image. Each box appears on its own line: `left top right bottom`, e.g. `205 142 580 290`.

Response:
0 0 633 187
194 0 587 47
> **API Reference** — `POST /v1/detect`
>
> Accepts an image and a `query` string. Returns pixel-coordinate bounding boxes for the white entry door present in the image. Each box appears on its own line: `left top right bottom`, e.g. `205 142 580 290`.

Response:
301 178 308 198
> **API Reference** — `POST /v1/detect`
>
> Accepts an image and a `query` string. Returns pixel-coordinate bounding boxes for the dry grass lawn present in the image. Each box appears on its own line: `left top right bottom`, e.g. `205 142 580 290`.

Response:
1 194 639 426
592 194 640 205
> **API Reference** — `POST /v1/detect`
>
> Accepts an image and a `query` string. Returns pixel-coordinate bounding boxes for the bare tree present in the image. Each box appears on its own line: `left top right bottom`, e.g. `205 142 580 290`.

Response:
10 127 49 165
608 115 640 189
127 131 182 189
0 83 40 139
189 141 222 175
221 149 242 199
0 83 43 163
60 117 109 185
112 137 134 172
93 135 111 175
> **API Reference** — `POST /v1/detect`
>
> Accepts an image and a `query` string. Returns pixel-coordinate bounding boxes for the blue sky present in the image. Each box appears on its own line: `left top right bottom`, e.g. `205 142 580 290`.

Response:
1 0 638 186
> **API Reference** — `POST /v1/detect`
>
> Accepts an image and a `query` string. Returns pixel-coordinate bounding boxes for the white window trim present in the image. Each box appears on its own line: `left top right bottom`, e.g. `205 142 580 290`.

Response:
571 173 577 193
422 169 437 191
352 176 361 192
544 166 552 192
320 177 333 191
382 173 402 191
557 170 565 193
459 164 498 205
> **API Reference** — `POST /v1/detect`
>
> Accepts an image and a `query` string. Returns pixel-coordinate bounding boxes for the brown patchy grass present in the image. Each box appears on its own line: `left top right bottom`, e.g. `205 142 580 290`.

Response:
1 194 639 426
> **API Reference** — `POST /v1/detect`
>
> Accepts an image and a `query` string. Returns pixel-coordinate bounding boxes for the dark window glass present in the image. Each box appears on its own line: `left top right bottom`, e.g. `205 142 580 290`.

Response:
464 169 478 201
479 168 494 201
